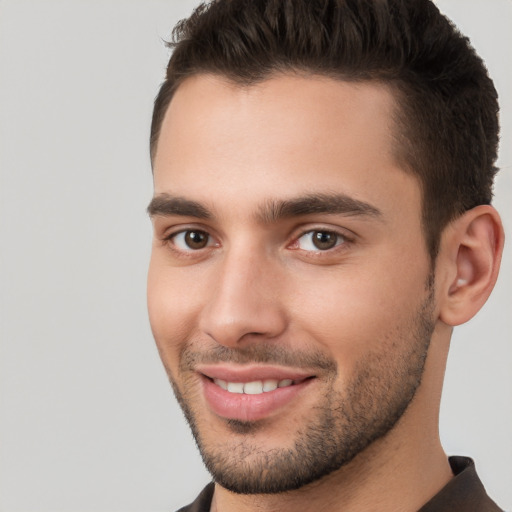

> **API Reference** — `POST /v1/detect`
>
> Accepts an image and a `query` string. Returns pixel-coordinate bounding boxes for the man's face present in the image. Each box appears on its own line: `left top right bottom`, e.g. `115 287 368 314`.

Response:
148 75 435 493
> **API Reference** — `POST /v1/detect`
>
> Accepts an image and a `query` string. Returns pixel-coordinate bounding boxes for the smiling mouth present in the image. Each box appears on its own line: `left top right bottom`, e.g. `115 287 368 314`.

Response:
210 377 310 395
199 369 316 421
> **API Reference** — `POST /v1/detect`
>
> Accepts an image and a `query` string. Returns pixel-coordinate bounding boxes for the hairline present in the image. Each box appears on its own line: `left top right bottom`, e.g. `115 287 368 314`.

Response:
151 68 408 163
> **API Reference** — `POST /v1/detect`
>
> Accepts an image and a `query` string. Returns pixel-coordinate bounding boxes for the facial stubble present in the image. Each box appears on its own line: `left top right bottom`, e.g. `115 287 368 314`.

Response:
166 283 435 495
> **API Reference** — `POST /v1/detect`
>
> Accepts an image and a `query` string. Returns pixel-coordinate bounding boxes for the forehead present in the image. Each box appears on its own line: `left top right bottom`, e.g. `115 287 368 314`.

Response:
152 73 420 222
155 73 399 168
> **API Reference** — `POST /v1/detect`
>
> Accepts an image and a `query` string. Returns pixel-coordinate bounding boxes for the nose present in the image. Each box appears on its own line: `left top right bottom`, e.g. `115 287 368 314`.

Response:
199 248 287 347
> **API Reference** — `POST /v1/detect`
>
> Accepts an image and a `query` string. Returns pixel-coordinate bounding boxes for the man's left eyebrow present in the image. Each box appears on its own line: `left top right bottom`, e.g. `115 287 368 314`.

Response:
147 193 211 219
257 193 382 223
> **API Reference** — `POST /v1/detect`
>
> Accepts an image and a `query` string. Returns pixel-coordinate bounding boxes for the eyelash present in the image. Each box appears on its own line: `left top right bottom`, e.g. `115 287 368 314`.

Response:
162 228 217 255
291 229 350 252
161 226 353 257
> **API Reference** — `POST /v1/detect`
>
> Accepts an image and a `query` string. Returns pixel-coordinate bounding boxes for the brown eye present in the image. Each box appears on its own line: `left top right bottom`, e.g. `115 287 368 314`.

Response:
312 231 338 250
172 230 211 250
185 231 209 249
296 230 344 251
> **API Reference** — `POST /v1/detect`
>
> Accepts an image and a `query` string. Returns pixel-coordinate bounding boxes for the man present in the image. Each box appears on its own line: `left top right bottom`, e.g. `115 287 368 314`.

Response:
146 0 505 510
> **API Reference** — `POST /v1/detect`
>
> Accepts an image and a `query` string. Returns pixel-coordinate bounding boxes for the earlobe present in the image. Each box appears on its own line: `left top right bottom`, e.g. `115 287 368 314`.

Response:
439 205 504 327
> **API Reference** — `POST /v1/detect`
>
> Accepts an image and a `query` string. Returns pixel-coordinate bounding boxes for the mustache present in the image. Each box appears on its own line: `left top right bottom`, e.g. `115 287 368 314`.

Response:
179 343 337 373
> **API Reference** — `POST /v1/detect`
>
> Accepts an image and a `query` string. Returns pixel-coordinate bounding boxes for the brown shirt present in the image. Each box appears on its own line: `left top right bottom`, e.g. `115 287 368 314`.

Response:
176 457 503 512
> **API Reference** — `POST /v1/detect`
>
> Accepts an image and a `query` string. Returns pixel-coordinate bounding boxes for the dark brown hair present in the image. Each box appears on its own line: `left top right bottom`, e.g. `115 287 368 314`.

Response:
150 0 499 260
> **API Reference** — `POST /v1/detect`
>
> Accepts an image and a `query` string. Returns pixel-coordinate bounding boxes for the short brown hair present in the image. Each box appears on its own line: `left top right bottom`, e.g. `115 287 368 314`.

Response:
150 0 499 260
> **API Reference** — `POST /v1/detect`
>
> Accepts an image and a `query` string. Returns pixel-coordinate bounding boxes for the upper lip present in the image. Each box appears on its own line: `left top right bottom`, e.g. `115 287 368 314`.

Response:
197 364 316 383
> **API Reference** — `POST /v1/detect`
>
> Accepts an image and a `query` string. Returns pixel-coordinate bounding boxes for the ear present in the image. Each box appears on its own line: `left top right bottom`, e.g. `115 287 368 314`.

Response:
438 205 504 326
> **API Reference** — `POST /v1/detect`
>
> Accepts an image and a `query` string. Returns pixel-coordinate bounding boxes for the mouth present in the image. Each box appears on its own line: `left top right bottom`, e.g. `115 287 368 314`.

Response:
210 377 302 395
198 365 316 422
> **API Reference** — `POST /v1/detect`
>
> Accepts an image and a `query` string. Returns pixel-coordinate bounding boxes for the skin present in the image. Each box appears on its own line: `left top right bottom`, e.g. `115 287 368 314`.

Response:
147 74 503 511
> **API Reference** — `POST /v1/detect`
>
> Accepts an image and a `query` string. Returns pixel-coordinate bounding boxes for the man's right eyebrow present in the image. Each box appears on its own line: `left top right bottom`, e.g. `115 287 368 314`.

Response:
147 194 212 219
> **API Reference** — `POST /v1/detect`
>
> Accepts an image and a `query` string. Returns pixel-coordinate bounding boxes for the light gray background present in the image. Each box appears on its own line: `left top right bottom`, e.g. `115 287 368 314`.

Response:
0 1 510 511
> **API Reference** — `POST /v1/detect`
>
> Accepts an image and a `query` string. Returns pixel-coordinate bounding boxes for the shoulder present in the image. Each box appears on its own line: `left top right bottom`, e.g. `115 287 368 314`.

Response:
419 456 503 512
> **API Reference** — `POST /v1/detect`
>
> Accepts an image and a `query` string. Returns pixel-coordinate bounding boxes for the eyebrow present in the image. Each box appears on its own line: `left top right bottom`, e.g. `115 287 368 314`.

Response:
257 193 382 223
147 194 211 219
147 192 382 222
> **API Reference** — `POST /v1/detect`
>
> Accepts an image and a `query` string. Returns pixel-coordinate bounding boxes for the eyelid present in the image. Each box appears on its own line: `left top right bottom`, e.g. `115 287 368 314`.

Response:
161 224 220 255
158 223 354 256
288 225 355 252
160 222 214 241
174 231 213 251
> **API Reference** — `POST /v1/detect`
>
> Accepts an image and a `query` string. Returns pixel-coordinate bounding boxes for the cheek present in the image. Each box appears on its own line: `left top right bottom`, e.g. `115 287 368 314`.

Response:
288 260 429 364
147 256 202 366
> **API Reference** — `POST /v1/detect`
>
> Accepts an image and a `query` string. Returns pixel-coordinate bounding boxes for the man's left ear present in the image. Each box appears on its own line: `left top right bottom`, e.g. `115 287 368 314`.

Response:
438 205 504 326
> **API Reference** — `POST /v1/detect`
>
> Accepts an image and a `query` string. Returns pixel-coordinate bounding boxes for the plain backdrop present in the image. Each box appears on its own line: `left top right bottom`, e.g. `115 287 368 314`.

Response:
0 1 510 511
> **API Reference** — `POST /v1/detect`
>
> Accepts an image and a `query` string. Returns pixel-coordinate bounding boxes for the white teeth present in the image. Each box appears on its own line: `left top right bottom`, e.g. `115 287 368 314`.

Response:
215 378 228 390
227 382 244 394
262 379 279 392
214 378 294 394
244 381 263 394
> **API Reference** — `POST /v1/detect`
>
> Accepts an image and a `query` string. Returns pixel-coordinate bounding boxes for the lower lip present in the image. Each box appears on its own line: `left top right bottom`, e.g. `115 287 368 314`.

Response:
201 376 314 422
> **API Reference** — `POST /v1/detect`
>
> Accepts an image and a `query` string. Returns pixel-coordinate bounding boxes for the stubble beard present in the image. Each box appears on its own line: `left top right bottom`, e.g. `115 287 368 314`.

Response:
167 284 435 495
